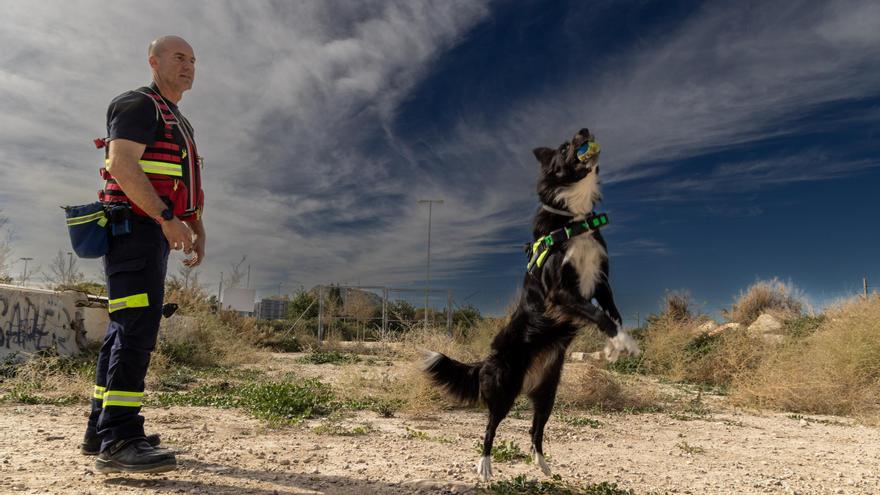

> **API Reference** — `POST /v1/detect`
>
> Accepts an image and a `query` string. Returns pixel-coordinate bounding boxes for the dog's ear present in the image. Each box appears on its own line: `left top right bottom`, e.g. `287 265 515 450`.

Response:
532 147 554 166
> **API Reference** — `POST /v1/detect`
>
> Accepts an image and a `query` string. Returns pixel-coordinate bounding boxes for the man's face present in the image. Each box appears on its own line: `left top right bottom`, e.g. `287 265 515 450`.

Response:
150 39 195 93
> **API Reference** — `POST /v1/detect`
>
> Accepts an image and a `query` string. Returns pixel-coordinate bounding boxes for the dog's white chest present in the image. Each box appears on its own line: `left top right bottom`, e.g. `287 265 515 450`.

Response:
563 234 605 299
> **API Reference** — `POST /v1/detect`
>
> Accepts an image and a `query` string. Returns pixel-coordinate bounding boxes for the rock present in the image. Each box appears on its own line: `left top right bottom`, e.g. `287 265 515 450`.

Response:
708 322 742 336
695 321 718 335
748 313 783 334
403 479 474 494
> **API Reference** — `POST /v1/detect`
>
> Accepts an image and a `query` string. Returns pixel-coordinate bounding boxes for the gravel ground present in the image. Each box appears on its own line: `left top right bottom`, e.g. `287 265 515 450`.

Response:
2 354 879 494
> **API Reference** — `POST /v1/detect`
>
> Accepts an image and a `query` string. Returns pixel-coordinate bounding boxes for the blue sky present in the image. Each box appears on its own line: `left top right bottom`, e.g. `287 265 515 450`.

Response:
0 0 878 321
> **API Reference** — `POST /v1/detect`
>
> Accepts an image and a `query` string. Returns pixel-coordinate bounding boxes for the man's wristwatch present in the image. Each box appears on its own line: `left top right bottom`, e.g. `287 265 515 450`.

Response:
155 208 174 224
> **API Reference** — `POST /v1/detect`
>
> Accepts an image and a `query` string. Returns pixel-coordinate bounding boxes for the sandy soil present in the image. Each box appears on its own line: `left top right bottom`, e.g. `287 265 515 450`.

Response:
2 355 879 495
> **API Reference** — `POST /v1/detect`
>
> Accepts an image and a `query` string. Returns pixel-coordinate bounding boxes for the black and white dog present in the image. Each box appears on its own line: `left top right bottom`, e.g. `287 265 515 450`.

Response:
424 128 640 481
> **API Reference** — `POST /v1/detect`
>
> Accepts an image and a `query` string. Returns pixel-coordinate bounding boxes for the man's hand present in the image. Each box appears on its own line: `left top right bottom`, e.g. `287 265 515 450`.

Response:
183 231 205 267
161 217 194 252
183 218 206 267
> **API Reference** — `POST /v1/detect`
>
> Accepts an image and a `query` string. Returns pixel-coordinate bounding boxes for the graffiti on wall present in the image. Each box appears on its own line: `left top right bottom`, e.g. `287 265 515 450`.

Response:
0 287 81 358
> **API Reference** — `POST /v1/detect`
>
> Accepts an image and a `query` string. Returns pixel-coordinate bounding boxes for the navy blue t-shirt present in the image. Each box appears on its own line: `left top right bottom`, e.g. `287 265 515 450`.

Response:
106 86 163 145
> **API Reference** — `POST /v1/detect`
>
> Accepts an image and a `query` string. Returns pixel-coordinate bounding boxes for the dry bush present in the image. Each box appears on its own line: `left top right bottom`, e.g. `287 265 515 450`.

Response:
0 351 93 403
724 278 803 325
149 309 263 383
731 296 880 416
336 359 460 417
557 364 663 412
568 326 607 354
663 290 693 322
352 318 508 416
640 317 767 387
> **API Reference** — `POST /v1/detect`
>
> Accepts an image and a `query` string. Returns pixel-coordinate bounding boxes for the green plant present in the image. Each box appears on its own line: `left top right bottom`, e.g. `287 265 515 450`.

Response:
786 414 846 426
296 351 361 365
312 420 373 436
676 441 705 455
151 378 337 424
782 315 826 340
484 474 636 495
605 355 643 375
474 440 530 463
404 427 454 444
557 415 601 428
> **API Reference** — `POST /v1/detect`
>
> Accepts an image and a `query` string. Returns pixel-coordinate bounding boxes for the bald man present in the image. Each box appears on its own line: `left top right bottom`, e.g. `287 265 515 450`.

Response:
83 35 206 474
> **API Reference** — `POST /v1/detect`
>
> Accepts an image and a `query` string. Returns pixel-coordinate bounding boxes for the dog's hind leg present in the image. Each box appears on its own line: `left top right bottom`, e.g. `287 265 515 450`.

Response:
528 357 564 476
477 367 518 482
477 406 511 482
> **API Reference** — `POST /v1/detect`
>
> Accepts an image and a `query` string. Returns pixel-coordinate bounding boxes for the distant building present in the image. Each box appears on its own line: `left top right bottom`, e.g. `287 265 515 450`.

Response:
257 298 289 320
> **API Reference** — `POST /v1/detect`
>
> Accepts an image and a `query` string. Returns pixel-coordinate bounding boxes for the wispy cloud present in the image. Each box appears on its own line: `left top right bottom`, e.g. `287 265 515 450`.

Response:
0 0 878 299
626 151 879 204
609 239 672 258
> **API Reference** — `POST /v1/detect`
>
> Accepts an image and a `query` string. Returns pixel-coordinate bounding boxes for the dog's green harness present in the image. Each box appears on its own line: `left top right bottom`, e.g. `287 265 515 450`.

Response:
526 212 609 275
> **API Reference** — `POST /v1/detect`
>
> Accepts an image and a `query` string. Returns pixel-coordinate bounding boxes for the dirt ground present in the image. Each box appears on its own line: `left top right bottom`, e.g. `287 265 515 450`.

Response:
2 353 879 495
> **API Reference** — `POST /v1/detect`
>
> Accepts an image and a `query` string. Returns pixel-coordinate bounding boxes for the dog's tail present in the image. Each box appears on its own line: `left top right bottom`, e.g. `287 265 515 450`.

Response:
422 351 483 404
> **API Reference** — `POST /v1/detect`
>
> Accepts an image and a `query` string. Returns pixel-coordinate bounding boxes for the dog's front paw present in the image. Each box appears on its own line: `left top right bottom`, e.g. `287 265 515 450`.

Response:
604 329 641 361
476 455 492 481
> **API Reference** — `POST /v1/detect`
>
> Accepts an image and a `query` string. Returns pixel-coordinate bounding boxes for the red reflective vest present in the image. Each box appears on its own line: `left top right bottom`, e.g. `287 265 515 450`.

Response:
97 87 204 221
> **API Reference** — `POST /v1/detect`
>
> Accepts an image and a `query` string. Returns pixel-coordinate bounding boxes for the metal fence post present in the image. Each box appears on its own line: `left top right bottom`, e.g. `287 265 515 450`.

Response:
447 290 453 337
317 285 324 343
381 287 388 340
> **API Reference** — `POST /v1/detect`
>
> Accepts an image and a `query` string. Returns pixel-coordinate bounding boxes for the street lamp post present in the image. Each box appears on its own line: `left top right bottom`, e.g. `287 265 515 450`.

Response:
418 199 443 328
19 257 33 286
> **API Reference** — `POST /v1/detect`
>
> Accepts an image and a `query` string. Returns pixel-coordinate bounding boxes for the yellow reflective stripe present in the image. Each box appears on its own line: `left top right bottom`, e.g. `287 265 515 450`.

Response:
102 390 144 407
139 160 183 177
107 293 149 313
93 385 106 400
66 211 106 226
536 250 549 268
103 158 183 177
103 400 143 407
104 390 144 397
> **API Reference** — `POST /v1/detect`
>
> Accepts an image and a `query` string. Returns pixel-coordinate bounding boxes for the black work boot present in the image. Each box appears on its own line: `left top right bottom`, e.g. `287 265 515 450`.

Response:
81 433 161 455
95 439 177 474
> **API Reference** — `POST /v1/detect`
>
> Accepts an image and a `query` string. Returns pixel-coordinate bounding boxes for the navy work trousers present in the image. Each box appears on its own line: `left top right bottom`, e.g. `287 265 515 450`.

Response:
86 218 169 452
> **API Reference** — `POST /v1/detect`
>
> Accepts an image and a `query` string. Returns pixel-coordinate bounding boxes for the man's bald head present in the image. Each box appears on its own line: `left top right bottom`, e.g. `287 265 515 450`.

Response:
148 35 196 102
148 35 191 57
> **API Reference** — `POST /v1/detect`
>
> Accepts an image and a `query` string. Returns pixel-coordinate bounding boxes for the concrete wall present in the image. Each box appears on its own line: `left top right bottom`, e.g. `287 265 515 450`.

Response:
82 307 198 344
0 284 86 359
1 284 202 360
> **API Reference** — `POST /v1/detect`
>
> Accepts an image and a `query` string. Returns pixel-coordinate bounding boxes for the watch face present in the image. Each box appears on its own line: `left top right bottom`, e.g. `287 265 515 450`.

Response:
162 209 174 220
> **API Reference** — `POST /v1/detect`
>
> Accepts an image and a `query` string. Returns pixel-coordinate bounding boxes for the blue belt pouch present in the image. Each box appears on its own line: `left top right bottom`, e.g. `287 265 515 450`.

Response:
64 202 109 258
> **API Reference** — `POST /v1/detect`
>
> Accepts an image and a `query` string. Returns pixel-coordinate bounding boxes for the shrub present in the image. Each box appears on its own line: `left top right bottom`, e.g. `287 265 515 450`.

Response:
723 278 803 325
297 351 361 365
151 378 336 424
474 439 530 463
486 475 636 495
557 365 663 413
731 296 880 416
0 349 96 405
639 316 767 387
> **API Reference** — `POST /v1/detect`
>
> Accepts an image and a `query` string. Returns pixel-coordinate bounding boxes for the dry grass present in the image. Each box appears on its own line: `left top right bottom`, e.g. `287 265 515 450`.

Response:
639 317 768 387
731 296 880 416
364 319 505 416
0 349 94 405
723 278 804 325
557 364 664 412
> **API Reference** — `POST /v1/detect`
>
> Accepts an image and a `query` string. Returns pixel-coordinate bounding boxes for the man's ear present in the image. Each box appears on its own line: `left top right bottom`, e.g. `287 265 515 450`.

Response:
532 147 554 166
